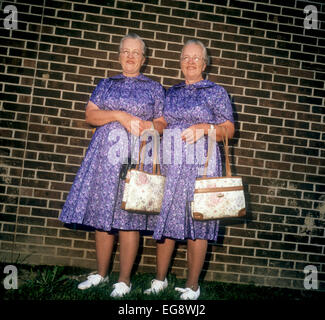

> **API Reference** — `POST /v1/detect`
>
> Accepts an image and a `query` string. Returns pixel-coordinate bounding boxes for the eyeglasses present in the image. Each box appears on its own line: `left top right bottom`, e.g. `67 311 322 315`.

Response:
120 50 142 57
181 56 204 63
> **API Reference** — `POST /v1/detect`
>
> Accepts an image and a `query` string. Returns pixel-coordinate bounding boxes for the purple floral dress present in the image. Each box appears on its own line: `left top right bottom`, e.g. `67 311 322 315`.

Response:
59 74 165 232
152 80 234 241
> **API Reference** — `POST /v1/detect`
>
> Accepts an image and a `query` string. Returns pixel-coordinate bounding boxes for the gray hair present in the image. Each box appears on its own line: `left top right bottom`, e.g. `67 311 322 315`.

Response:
119 33 146 56
181 39 209 65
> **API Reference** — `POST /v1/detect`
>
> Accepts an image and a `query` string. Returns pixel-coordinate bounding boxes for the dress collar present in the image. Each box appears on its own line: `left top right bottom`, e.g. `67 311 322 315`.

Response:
110 73 151 82
173 79 215 89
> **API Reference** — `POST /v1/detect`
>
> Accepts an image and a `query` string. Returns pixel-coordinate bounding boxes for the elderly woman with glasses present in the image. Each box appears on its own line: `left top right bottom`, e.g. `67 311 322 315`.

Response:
145 39 235 300
59 33 166 297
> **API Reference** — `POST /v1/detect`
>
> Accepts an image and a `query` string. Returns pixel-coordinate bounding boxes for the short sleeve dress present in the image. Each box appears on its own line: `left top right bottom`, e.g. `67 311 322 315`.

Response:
59 74 165 232
152 80 234 241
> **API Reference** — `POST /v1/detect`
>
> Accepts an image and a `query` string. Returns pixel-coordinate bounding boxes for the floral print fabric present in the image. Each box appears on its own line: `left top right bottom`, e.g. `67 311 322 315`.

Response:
191 177 246 220
59 74 165 231
122 169 166 214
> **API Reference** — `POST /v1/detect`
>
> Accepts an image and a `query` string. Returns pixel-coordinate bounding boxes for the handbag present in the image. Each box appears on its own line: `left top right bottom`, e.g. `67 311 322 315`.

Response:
121 131 166 214
191 127 246 220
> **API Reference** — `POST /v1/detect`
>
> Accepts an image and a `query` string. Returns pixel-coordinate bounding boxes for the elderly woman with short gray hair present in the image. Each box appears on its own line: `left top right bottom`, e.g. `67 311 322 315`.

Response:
145 39 235 300
59 33 166 298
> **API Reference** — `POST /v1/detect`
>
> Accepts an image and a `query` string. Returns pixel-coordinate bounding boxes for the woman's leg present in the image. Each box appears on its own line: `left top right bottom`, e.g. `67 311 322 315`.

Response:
186 239 208 290
117 230 140 286
95 230 116 277
156 238 176 280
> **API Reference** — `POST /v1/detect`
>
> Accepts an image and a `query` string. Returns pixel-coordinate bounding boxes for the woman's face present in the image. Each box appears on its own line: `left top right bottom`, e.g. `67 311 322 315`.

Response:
119 38 145 77
181 43 206 84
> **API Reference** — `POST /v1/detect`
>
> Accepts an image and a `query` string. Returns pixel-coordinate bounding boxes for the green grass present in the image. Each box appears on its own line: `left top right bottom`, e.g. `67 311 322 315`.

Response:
1 264 324 301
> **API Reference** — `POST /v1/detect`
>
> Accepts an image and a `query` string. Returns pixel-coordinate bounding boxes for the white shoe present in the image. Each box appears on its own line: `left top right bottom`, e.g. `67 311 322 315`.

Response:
144 278 168 295
110 282 132 298
77 274 108 290
175 286 200 300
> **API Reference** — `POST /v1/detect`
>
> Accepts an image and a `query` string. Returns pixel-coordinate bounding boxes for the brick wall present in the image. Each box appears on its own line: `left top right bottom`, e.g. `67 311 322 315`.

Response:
0 0 324 291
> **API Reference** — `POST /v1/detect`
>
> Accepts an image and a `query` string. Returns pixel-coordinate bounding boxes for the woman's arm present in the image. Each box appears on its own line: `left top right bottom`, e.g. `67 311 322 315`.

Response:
181 120 235 144
211 120 235 141
85 101 123 126
85 101 156 136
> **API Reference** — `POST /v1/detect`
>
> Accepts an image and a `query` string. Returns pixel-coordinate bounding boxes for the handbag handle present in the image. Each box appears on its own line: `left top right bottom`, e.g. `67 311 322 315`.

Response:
135 130 161 175
203 125 232 178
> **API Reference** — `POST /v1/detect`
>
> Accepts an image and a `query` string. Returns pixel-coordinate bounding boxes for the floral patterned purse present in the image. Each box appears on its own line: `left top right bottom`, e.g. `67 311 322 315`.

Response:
121 132 165 214
191 128 246 220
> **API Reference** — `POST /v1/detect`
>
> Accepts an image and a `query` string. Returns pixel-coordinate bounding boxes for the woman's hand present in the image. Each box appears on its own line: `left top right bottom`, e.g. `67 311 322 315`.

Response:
117 113 154 136
118 113 141 136
181 124 205 144
140 120 155 135
153 116 167 135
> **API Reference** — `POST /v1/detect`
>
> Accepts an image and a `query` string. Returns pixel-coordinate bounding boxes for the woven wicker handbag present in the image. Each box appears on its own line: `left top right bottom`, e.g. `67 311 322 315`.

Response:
121 131 165 214
191 127 246 220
